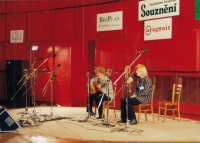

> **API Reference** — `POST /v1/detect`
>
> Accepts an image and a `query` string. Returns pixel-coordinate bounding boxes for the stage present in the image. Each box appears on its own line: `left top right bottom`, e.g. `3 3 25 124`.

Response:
0 106 200 143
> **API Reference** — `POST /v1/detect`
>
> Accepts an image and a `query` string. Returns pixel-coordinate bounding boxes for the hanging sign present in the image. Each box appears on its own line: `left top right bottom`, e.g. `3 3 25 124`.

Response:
97 11 123 31
10 30 24 43
144 17 172 41
138 0 180 21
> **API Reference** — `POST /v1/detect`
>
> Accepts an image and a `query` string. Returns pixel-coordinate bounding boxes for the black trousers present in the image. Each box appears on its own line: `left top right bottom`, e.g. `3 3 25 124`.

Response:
120 96 141 121
86 92 110 117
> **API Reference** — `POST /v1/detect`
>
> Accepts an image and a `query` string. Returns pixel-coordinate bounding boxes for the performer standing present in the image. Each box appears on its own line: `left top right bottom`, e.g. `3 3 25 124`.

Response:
86 66 114 119
117 64 153 125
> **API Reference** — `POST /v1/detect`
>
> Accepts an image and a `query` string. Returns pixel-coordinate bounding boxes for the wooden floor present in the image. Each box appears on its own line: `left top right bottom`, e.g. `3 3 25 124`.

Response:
1 107 200 143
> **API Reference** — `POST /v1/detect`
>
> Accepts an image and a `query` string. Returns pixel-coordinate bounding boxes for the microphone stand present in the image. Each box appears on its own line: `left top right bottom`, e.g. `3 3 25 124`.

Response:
102 80 112 126
42 64 60 117
22 70 46 98
87 74 91 119
11 71 30 113
31 54 56 113
113 51 144 129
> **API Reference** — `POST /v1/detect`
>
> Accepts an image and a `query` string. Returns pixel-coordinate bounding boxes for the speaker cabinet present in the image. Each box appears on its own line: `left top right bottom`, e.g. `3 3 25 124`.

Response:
0 108 20 132
5 60 30 108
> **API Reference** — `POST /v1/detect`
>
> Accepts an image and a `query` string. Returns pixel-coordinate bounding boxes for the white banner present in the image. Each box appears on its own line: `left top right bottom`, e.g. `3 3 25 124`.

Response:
138 0 179 21
97 11 123 31
144 17 172 41
10 30 24 43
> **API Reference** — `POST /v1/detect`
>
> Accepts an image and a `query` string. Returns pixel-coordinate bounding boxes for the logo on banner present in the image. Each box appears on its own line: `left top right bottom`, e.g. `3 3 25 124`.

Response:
97 11 123 31
144 18 172 41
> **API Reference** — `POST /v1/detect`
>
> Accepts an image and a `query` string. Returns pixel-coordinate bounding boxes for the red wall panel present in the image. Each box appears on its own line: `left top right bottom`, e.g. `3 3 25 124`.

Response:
51 0 74 9
74 6 97 39
99 37 125 71
0 14 6 42
74 0 97 6
124 0 143 35
171 30 197 71
146 39 171 71
125 35 145 68
6 13 27 42
4 43 29 60
54 42 71 106
51 9 74 41
6 0 29 13
97 0 121 4
96 2 125 38
71 40 88 106
173 1 197 31
28 11 51 41
0 1 5 13
29 0 50 11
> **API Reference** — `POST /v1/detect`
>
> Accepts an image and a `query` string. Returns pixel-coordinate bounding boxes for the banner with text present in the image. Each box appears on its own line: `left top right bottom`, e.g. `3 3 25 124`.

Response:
144 17 172 41
138 0 179 21
97 11 123 32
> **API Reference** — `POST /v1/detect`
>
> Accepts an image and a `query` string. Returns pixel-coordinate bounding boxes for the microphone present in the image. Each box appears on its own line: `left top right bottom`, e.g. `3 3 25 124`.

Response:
139 48 148 53
48 54 56 58
42 67 49 72
35 57 43 61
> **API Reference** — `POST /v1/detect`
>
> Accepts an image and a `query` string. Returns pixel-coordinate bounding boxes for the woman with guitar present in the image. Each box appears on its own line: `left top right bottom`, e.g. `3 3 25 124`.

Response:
86 66 114 119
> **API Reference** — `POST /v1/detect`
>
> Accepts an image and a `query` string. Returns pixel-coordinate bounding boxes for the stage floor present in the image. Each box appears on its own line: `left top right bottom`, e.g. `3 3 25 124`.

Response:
1 106 200 143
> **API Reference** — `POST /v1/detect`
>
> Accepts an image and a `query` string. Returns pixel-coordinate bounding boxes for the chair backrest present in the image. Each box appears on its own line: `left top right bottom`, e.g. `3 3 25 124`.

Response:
150 84 155 106
150 84 156 110
172 84 182 103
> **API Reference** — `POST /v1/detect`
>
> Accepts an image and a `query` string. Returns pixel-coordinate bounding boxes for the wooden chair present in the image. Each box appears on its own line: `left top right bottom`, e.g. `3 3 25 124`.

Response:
137 84 155 123
102 84 117 119
158 84 182 122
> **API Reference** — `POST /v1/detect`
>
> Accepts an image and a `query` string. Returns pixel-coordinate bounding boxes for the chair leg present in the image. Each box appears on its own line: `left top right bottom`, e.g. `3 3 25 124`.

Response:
138 107 141 124
172 110 175 120
163 105 167 122
151 109 154 123
113 108 116 118
102 102 105 119
145 111 147 121
178 105 181 121
158 105 160 121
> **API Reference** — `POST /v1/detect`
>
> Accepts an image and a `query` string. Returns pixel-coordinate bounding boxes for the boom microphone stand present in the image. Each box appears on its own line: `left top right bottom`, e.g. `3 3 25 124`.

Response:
11 69 30 114
31 54 56 113
42 64 60 116
113 48 148 128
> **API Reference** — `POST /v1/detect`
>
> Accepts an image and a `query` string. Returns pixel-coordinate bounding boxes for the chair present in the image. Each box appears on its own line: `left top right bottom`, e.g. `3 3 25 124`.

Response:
102 84 117 119
137 84 155 123
158 84 182 122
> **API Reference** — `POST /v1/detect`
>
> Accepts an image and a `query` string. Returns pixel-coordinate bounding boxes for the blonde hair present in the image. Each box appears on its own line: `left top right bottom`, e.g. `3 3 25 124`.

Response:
135 64 148 77
95 66 105 75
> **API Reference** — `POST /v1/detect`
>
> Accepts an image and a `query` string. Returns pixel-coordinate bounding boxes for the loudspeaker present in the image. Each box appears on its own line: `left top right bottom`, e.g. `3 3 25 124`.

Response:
0 108 20 132
6 60 30 108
